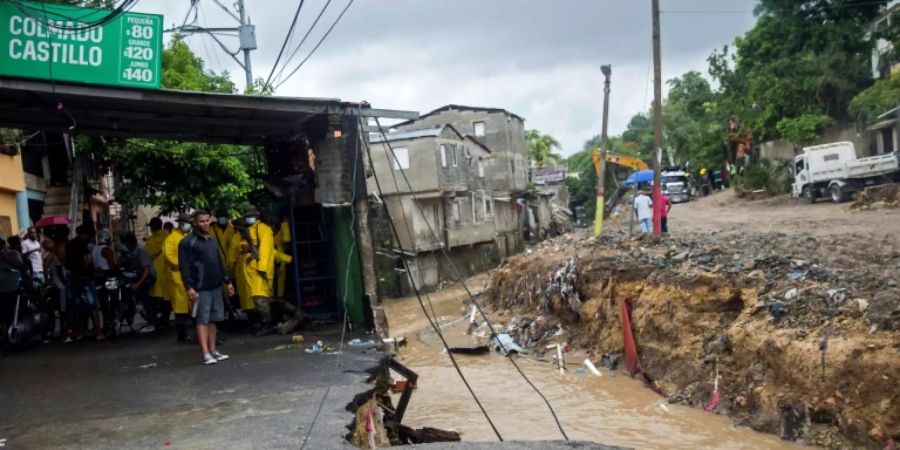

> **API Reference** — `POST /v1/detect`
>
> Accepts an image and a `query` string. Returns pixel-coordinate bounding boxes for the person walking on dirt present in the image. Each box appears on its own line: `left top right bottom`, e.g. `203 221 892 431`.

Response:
178 211 235 365
633 190 653 234
660 193 672 234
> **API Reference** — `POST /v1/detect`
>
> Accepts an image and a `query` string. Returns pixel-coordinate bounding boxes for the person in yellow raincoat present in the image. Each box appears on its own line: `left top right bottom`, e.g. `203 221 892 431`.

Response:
210 209 234 269
272 215 293 299
143 217 168 333
164 213 192 342
228 218 254 313
236 205 303 336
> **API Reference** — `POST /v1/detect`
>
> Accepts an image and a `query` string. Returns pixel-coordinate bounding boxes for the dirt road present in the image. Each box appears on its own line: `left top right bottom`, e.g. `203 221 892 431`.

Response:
661 190 900 245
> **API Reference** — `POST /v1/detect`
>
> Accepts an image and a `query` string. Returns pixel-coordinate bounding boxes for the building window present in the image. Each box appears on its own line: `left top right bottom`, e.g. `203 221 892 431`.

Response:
391 147 410 170
450 201 460 228
478 160 485 178
450 144 458 167
440 144 447 167
471 193 478 223
473 121 486 137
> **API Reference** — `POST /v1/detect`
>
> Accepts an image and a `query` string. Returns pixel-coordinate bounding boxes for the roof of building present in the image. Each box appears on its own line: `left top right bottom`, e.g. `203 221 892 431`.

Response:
0 77 415 145
464 135 492 154
394 104 525 127
369 124 463 143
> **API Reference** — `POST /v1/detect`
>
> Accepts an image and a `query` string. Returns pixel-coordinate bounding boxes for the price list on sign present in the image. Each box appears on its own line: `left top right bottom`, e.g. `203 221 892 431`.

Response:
118 13 162 88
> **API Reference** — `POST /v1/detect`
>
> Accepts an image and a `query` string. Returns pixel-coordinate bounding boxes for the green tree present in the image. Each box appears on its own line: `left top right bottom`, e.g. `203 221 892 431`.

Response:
709 0 887 141
79 37 253 213
849 71 900 123
525 129 563 168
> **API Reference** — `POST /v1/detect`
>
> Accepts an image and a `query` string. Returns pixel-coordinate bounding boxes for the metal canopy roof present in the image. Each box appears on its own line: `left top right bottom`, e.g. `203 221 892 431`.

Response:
0 77 415 145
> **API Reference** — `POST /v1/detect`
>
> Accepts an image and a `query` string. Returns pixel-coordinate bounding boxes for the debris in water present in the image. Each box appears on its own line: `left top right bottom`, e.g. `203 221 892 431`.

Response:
349 338 377 349
491 333 524 356
138 363 157 369
291 334 304 343
447 345 490 355
584 359 603 377
305 340 332 354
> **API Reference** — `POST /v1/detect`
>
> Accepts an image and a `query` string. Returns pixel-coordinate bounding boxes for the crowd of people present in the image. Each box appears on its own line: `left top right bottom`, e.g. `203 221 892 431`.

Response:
0 204 304 365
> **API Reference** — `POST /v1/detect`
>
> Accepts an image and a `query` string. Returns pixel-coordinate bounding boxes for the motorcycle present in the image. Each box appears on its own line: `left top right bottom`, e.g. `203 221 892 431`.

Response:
100 270 139 336
6 273 54 347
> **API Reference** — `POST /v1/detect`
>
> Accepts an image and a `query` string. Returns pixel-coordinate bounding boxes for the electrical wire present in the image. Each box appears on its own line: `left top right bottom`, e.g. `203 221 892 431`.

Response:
372 117 570 441
9 0 139 33
298 386 332 450
274 0 355 90
262 0 305 92
271 0 333 85
360 118 505 442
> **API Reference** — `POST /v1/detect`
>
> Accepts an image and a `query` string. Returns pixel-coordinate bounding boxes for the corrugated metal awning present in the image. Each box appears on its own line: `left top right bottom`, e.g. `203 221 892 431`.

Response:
867 119 897 131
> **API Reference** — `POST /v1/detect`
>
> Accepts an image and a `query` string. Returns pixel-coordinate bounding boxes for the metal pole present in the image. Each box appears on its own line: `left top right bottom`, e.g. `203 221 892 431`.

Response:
288 189 303 308
593 65 612 237
651 0 663 236
237 0 253 89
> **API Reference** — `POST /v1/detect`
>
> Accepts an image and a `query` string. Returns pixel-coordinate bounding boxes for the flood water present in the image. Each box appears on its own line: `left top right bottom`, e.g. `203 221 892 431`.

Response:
384 277 815 450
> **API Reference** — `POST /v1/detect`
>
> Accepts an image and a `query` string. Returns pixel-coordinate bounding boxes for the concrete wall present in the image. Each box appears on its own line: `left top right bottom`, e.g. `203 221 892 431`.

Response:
396 107 528 193
759 123 882 161
445 194 494 247
369 137 440 196
315 135 353 205
0 150 25 235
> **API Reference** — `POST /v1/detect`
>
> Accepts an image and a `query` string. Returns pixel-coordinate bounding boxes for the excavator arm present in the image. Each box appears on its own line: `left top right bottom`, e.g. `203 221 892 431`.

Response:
591 149 649 174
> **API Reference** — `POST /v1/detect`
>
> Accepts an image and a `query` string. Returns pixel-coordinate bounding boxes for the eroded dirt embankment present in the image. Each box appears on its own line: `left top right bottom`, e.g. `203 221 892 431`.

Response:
484 230 899 449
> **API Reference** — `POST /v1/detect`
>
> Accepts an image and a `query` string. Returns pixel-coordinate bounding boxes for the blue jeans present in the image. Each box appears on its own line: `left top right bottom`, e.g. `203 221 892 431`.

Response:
639 218 652 233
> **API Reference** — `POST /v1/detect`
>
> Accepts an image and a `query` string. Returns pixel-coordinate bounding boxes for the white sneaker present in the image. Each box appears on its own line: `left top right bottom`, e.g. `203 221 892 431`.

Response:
140 325 156 334
202 353 218 365
211 351 229 361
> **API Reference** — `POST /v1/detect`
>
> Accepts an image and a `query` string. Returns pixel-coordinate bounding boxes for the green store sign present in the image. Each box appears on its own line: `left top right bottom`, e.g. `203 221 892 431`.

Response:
0 1 162 89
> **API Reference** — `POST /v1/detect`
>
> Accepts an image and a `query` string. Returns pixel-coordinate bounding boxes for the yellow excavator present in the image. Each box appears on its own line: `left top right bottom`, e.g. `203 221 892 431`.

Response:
590 150 650 232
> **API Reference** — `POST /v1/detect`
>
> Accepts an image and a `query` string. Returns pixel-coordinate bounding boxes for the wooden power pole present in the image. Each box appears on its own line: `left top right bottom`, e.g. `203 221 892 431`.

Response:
651 0 664 236
593 65 612 237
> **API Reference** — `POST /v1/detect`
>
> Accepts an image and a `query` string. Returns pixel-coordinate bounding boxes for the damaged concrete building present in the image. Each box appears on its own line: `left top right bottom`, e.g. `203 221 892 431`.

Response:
369 105 529 293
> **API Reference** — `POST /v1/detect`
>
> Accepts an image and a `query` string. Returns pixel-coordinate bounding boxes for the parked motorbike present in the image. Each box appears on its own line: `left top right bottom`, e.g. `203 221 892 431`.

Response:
6 273 54 347
99 270 139 336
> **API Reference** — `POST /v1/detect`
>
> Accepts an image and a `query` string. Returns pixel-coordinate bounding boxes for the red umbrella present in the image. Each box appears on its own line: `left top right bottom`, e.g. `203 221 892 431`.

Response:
34 215 72 228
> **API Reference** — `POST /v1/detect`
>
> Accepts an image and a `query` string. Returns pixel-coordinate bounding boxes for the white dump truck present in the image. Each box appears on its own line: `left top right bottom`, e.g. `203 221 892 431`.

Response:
792 142 899 203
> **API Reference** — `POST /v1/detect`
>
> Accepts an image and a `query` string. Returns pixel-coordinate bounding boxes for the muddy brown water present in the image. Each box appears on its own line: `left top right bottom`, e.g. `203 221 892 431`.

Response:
385 278 815 450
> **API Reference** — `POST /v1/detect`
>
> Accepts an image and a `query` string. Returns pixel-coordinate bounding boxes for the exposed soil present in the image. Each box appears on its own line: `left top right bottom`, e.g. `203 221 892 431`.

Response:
483 191 900 449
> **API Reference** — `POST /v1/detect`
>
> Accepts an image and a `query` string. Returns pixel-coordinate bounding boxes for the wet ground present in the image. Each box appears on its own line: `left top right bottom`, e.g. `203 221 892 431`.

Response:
384 277 817 450
0 326 380 449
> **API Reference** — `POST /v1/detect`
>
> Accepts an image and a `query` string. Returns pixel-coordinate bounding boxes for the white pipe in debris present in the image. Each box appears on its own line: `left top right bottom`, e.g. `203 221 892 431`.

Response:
584 359 602 377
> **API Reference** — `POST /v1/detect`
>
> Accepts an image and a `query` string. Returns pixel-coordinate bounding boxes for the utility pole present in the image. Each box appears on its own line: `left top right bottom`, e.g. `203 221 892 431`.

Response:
593 64 612 237
651 0 664 236
168 0 258 91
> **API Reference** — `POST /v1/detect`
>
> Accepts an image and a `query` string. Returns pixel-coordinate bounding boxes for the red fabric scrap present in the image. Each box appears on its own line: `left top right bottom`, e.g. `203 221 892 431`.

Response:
621 298 643 377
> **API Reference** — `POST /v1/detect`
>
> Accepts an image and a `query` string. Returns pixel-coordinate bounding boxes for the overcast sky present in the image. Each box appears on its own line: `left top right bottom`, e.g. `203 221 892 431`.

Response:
138 0 757 155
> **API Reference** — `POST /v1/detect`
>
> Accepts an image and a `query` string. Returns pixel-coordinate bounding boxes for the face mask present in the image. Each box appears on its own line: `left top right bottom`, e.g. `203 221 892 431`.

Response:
218 218 228 226
246 217 257 225
182 223 192 232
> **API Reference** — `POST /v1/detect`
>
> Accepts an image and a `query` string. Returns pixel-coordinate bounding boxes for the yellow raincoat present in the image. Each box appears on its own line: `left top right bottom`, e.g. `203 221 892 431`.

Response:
273 220 293 298
210 222 234 272
145 230 168 299
244 221 275 298
163 228 189 314
228 231 254 311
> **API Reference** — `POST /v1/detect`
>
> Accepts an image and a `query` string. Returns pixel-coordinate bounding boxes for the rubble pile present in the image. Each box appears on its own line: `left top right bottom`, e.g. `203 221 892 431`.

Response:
483 229 900 449
852 184 900 210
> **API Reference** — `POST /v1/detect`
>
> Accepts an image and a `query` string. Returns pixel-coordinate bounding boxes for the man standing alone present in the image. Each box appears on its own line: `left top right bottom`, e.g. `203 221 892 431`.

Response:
633 190 653 234
179 211 235 365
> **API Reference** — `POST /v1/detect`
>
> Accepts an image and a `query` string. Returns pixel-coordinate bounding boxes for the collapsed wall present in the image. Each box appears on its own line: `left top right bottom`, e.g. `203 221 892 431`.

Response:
485 231 900 449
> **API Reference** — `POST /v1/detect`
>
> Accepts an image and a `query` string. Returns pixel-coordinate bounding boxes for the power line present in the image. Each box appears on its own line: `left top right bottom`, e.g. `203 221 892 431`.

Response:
262 0 305 92
275 0 355 90
371 117 570 441
271 0 333 85
360 117 504 442
9 0 139 33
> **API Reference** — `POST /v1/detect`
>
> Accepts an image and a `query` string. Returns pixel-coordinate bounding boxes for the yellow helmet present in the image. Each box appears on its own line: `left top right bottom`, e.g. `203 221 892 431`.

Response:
700 167 708 176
